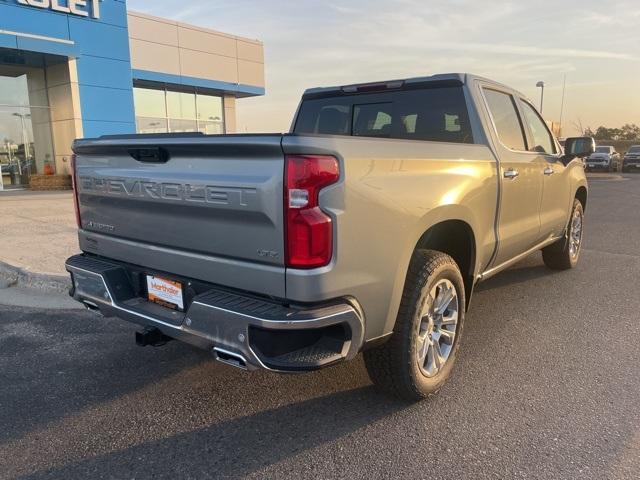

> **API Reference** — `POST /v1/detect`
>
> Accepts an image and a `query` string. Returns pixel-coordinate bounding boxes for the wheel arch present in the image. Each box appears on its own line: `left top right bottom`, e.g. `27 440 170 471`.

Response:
413 219 477 310
575 185 588 211
380 203 491 337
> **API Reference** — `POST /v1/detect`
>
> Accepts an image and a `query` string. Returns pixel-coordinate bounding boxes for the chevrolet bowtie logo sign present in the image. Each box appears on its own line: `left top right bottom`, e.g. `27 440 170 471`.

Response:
17 0 103 19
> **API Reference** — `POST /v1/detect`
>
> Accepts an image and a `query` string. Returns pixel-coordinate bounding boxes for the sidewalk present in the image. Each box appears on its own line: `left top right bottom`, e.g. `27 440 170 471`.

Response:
0 190 79 288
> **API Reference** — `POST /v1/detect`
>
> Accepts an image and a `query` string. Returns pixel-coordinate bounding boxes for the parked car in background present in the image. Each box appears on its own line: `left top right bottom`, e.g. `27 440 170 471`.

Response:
65 73 593 401
622 145 640 172
586 146 620 172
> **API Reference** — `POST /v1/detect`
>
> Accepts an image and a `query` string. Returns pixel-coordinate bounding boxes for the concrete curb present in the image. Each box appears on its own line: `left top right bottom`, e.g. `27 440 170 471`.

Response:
0 261 71 294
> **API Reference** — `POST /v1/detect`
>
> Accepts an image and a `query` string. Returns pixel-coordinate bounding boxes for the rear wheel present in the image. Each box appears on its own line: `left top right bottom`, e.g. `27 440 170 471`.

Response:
542 198 584 270
364 250 465 401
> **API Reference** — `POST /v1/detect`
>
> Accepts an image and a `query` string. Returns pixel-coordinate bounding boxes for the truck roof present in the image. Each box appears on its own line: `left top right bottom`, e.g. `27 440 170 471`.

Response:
302 73 528 103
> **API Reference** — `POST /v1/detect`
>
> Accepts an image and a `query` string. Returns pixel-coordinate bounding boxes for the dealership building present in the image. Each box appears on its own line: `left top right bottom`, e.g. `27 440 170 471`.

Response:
0 0 265 189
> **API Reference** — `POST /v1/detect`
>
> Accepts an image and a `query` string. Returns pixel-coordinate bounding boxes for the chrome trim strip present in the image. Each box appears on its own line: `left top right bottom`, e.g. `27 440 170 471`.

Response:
478 236 561 281
192 299 356 328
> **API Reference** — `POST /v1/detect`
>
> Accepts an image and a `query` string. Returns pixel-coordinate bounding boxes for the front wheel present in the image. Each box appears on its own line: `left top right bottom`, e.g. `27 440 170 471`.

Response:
364 250 465 401
542 198 584 270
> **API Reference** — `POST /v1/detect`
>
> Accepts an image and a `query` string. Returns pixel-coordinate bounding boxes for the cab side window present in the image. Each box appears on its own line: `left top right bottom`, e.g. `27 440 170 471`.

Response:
483 89 527 151
520 101 556 154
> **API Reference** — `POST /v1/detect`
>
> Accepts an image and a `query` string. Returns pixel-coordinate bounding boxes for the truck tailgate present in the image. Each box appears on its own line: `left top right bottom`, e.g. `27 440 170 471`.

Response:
72 134 286 297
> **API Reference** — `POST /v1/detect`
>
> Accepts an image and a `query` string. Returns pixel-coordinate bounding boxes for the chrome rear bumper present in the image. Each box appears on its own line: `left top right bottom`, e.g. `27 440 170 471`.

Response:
65 254 364 372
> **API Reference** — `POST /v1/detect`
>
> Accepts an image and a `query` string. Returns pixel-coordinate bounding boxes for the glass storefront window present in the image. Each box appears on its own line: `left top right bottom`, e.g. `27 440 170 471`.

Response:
133 87 167 118
197 95 224 135
168 119 198 133
167 91 196 121
0 71 55 189
133 86 225 135
135 117 169 134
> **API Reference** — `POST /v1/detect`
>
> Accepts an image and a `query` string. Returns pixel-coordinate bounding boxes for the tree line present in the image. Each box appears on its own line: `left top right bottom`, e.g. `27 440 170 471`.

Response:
583 124 640 141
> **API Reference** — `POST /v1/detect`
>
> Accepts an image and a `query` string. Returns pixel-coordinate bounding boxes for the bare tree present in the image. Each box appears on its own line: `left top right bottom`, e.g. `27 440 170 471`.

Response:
571 118 586 136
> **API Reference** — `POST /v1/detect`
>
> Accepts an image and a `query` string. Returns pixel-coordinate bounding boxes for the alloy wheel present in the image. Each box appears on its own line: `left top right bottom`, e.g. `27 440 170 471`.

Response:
569 208 583 259
416 279 459 378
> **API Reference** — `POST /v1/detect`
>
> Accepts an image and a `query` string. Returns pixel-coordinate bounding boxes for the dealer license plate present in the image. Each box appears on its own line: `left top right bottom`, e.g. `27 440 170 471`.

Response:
146 275 184 311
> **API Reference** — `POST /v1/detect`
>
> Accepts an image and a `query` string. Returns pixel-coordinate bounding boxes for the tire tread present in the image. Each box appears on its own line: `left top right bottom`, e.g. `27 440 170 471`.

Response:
364 249 464 401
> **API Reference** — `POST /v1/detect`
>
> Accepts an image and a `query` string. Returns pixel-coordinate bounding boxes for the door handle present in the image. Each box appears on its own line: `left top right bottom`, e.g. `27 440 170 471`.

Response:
544 167 555 176
504 168 519 179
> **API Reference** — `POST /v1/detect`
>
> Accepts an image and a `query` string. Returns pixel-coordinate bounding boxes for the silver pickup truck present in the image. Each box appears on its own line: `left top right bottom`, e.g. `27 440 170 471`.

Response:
66 73 593 400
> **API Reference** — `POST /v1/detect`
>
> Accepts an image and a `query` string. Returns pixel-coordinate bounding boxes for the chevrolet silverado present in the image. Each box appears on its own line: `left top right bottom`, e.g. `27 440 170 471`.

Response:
66 73 594 400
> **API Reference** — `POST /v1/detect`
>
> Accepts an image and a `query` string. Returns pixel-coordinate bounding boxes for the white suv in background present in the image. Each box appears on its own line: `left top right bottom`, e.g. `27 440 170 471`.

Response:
586 146 620 172
622 146 640 172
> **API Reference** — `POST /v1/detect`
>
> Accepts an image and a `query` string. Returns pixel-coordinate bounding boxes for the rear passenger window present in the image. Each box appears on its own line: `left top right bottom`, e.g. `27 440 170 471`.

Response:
483 89 527 151
294 86 474 144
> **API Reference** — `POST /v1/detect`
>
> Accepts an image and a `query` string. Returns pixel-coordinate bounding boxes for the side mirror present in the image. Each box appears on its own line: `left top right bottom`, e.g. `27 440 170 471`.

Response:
562 137 595 165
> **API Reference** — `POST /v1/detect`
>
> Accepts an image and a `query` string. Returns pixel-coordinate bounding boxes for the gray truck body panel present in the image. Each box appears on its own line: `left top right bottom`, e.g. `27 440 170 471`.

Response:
68 73 588 367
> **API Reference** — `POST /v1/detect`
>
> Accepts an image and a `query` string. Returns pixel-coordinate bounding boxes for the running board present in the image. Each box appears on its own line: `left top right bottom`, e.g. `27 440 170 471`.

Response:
477 236 561 281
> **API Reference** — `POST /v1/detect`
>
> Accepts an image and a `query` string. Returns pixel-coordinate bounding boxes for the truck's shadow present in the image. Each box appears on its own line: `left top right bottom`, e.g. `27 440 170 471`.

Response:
25 384 408 479
0 306 409 479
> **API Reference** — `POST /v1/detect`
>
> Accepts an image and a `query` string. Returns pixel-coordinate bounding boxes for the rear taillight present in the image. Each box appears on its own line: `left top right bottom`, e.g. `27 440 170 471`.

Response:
285 155 339 268
71 154 82 228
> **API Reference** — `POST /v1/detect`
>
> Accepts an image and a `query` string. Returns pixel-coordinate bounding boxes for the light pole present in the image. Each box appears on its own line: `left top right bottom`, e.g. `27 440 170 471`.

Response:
559 74 567 136
536 81 545 113
12 112 31 176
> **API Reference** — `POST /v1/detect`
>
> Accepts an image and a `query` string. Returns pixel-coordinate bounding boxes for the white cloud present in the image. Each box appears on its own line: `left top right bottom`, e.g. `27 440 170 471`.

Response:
420 42 636 61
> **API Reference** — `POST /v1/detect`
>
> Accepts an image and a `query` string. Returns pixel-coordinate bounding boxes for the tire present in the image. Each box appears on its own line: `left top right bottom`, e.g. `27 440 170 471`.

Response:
364 250 466 401
542 198 584 270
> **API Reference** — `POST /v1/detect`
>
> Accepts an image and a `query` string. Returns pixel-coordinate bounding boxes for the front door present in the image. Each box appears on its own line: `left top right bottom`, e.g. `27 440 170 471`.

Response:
481 87 543 266
518 99 572 238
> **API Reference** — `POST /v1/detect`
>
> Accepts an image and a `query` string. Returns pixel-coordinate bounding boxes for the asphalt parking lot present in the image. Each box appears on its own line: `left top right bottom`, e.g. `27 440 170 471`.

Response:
1 174 639 479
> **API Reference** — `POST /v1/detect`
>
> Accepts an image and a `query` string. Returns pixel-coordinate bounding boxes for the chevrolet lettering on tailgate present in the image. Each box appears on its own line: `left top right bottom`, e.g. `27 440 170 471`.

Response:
79 177 258 208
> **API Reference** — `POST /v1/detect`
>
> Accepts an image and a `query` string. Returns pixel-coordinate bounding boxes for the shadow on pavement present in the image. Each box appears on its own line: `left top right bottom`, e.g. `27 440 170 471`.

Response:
0 306 208 444
24 386 408 479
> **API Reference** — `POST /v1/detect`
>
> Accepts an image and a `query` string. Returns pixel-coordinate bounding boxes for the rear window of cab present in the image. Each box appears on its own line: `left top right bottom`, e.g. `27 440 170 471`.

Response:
294 86 474 144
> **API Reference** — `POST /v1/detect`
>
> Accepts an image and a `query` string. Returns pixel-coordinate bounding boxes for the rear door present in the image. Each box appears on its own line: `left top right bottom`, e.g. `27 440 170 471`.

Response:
518 99 571 238
481 87 542 265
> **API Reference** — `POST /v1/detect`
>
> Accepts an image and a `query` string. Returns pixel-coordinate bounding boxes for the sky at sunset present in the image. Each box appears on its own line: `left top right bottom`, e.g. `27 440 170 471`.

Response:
129 0 640 136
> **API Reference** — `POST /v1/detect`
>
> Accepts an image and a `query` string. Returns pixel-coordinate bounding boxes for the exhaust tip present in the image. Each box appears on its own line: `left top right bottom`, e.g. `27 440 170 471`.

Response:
213 348 248 370
83 300 100 312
